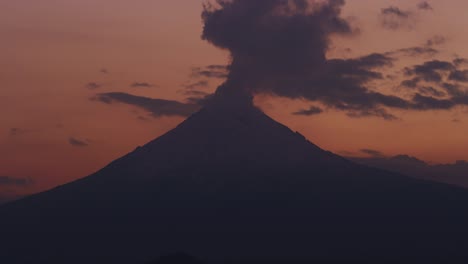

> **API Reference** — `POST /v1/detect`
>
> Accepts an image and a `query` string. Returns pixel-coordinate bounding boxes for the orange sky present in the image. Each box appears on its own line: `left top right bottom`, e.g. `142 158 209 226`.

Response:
1 0 467 197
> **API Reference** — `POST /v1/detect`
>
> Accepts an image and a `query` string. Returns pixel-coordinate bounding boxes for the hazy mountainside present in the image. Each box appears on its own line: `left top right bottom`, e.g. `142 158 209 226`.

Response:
2 95 468 263
350 155 468 188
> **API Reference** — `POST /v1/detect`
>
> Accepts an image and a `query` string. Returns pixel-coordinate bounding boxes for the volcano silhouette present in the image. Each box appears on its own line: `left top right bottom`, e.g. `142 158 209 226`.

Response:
2 93 468 263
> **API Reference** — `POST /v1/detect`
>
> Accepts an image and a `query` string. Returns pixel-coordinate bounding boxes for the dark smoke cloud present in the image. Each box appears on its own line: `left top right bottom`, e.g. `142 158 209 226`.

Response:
201 0 427 119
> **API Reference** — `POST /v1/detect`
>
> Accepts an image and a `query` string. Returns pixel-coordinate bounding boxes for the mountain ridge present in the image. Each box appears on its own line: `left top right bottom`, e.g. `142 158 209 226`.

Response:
2 100 468 263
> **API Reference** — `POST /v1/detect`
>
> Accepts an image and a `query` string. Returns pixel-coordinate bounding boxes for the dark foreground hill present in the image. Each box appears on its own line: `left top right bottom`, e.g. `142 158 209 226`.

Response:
2 95 468 263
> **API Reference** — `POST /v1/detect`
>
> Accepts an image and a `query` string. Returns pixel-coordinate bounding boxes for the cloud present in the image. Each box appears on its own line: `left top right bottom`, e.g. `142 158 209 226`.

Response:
94 92 201 117
183 80 210 90
86 82 102 90
292 106 324 116
448 70 468 82
380 3 435 31
345 107 398 121
426 35 445 47
418 86 446 97
453 58 468 67
380 6 413 30
404 60 455 82
360 149 386 158
206 64 228 71
184 90 210 97
396 46 438 57
0 176 33 187
68 137 89 147
401 59 468 105
386 36 444 58
401 77 421 88
411 94 454 110
191 65 228 79
381 6 411 18
441 82 465 97
417 1 433 11
9 128 32 136
130 82 156 88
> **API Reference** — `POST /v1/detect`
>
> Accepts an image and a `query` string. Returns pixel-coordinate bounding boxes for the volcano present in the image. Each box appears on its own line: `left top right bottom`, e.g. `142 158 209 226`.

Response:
2 93 468 264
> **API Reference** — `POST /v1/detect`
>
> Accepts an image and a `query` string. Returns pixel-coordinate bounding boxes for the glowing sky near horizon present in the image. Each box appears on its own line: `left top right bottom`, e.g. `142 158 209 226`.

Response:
1 0 468 198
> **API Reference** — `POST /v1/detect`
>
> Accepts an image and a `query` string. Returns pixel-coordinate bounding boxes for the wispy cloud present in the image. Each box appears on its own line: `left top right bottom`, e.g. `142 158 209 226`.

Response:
292 106 324 116
0 176 33 187
85 82 102 90
69 137 89 147
130 82 157 88
93 92 201 118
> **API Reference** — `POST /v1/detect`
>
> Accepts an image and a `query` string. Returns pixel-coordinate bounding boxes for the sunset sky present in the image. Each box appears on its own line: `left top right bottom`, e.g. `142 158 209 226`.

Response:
1 0 468 200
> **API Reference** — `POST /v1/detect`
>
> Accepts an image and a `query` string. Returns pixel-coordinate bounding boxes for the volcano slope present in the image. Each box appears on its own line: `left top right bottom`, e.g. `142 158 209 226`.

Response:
2 96 468 264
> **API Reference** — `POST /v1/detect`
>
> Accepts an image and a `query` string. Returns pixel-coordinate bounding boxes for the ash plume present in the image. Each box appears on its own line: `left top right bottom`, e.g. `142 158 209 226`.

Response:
201 0 468 119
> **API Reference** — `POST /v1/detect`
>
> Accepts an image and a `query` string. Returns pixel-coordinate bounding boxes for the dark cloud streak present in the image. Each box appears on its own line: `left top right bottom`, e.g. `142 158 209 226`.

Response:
0 176 32 187
292 106 324 116
191 65 228 79
69 137 89 147
86 82 102 90
130 82 156 88
94 92 200 118
360 149 385 158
